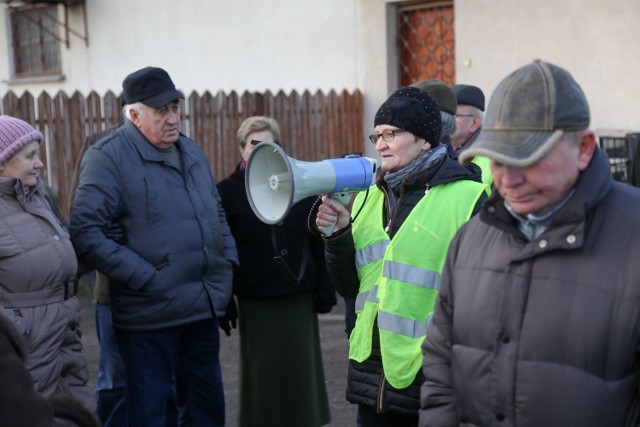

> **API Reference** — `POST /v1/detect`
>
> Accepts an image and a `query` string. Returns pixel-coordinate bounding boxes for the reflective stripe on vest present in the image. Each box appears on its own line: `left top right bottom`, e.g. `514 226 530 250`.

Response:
349 180 485 388
355 285 378 311
384 260 440 290
355 240 389 269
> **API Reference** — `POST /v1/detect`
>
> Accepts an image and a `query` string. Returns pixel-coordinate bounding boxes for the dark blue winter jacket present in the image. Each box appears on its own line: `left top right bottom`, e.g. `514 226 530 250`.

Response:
70 120 238 331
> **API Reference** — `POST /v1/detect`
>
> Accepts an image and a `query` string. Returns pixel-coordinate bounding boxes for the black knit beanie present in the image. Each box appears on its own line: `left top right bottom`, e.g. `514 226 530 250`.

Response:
374 86 442 146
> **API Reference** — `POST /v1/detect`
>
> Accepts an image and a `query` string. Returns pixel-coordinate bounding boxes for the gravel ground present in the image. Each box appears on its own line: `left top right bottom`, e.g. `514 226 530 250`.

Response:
78 283 357 426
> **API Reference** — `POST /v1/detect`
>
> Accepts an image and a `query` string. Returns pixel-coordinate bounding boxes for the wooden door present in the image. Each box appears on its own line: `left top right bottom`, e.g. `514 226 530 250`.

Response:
398 1 455 86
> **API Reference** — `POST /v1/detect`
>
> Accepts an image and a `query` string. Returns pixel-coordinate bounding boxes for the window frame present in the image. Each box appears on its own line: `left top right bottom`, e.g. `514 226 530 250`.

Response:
7 4 62 79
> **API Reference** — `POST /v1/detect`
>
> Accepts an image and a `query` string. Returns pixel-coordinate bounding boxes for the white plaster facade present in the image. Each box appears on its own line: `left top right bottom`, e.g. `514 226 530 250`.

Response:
1 0 638 157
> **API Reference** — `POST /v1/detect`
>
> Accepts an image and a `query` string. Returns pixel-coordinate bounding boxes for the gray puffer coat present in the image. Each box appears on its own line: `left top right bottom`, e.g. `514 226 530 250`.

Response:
0 178 93 411
421 148 640 427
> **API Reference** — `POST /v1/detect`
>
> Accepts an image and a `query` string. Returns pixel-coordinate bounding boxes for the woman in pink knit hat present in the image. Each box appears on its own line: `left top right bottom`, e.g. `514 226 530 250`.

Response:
0 115 95 416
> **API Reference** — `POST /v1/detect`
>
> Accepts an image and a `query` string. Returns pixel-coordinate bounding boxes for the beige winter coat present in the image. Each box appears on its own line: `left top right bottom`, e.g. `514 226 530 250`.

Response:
0 178 93 410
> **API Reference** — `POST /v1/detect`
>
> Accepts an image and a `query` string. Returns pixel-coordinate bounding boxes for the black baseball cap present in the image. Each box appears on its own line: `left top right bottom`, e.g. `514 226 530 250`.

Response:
122 66 184 108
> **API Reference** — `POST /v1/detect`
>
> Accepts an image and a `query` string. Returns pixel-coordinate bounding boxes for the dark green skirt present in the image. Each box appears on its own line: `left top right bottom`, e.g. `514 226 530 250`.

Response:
237 291 331 427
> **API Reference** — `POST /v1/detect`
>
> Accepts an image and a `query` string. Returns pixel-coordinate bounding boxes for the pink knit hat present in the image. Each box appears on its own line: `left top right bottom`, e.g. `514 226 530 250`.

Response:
0 115 43 165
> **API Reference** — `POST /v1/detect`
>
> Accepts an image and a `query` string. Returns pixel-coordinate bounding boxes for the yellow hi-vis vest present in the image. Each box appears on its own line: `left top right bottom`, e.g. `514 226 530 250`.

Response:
349 180 485 389
472 155 493 195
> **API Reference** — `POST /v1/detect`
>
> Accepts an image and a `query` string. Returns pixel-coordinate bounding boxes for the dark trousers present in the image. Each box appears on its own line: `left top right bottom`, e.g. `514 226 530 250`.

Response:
96 304 185 426
95 303 127 427
358 404 418 427
117 318 224 427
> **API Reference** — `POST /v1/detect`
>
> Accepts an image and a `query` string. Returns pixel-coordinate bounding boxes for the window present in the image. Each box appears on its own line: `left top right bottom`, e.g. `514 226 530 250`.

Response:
9 5 61 78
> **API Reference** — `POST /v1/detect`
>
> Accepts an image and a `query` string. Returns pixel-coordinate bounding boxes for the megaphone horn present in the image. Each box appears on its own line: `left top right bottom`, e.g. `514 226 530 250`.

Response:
245 141 378 225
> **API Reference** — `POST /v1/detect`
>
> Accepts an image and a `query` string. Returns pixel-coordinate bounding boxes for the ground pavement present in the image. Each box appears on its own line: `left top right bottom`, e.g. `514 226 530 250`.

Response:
78 285 357 426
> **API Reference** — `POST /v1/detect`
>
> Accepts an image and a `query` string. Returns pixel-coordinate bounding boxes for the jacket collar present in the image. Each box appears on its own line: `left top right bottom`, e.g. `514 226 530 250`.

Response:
122 120 199 170
0 177 37 200
0 177 17 196
456 126 482 153
480 147 612 243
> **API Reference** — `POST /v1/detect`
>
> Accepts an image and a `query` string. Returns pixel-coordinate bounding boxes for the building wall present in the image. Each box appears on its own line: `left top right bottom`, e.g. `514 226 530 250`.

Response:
454 0 640 134
0 0 361 94
0 0 638 159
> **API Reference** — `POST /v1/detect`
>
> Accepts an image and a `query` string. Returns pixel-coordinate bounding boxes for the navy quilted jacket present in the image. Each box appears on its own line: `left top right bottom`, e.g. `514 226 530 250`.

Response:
70 121 238 331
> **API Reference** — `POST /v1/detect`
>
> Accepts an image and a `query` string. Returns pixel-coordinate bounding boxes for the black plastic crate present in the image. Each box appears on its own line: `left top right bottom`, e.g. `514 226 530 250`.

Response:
628 133 640 186
609 161 629 182
601 133 640 184
602 137 627 158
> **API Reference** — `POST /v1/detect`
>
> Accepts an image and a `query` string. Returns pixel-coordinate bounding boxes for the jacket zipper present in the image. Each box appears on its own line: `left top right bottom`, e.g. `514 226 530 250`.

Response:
377 373 386 413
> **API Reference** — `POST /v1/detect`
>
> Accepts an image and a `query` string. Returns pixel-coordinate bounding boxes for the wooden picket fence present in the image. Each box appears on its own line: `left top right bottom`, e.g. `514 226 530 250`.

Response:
0 89 364 216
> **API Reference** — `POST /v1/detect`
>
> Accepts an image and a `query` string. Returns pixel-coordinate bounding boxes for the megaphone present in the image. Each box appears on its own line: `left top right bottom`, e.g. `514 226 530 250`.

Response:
245 141 378 233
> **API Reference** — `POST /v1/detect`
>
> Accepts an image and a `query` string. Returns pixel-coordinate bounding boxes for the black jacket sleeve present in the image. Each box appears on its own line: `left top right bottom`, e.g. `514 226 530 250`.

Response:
310 230 337 313
323 225 360 299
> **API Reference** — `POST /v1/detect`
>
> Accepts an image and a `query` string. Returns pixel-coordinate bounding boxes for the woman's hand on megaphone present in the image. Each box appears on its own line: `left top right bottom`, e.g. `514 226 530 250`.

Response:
316 194 350 236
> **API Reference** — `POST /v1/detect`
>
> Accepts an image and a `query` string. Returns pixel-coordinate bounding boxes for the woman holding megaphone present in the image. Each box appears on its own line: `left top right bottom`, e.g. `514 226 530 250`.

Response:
315 87 486 427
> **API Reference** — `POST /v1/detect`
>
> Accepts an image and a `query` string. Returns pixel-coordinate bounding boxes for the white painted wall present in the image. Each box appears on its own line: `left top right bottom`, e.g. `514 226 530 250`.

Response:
0 0 638 159
454 0 640 135
3 0 362 94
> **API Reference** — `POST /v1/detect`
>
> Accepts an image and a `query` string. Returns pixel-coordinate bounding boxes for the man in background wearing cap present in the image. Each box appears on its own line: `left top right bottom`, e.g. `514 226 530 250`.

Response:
420 60 640 426
450 84 492 190
315 86 486 426
450 84 485 153
70 66 238 427
411 79 458 154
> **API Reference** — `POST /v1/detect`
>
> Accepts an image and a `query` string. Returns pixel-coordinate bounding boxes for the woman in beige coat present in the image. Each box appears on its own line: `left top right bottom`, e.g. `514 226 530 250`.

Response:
0 115 93 411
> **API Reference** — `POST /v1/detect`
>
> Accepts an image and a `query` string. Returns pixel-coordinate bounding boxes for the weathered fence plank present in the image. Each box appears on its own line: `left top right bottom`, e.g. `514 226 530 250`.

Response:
0 89 364 217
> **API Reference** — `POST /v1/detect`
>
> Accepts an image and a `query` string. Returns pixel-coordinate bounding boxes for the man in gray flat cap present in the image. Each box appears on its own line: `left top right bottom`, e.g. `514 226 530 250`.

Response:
411 79 459 154
420 59 640 427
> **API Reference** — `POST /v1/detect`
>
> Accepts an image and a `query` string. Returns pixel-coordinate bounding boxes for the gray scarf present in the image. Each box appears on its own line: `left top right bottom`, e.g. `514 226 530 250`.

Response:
383 144 447 193
383 144 447 215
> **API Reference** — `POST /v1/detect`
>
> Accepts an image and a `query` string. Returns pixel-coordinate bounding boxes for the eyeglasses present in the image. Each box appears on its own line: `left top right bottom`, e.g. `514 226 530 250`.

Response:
455 114 476 118
368 129 407 145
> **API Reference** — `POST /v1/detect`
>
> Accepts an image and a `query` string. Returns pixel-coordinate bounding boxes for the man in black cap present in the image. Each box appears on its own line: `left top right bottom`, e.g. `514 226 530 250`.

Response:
315 86 486 426
450 84 492 190
70 66 238 427
421 60 640 427
450 84 485 153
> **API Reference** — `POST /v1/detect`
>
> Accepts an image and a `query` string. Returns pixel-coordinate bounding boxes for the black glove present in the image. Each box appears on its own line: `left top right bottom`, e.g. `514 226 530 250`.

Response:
219 297 238 337
314 287 337 314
